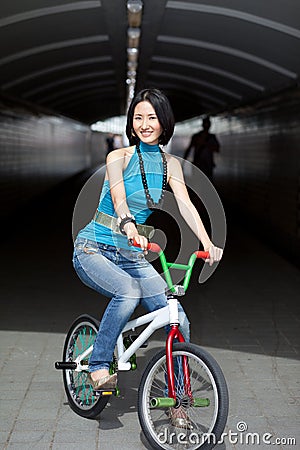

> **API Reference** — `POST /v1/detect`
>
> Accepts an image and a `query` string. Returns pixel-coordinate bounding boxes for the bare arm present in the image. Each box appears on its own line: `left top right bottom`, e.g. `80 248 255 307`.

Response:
106 149 148 250
168 155 223 264
106 149 128 215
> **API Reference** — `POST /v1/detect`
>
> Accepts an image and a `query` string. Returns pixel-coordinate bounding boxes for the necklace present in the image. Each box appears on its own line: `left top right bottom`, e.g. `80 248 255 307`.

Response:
136 141 167 209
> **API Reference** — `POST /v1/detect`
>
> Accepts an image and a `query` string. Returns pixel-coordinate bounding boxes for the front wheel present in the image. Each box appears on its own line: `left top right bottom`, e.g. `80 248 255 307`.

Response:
62 314 110 419
138 343 229 450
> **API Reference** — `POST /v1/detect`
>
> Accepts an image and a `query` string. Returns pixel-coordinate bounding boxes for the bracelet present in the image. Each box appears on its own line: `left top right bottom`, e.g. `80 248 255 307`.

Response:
117 213 136 235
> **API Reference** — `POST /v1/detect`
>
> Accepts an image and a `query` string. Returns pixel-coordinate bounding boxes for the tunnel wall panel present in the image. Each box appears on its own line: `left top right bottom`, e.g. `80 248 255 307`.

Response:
0 107 106 219
214 95 300 264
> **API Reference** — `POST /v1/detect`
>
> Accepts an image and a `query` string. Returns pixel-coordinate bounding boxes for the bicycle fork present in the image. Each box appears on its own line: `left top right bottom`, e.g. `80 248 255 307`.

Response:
167 296 191 402
151 296 210 410
166 323 191 403
151 295 191 409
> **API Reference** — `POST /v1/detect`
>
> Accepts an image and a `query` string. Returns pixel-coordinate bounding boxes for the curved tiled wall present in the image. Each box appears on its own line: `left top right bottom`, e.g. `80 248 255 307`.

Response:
0 105 106 219
214 91 300 264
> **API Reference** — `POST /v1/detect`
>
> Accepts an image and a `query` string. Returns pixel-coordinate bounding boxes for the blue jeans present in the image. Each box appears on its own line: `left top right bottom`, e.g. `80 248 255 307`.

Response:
73 238 190 372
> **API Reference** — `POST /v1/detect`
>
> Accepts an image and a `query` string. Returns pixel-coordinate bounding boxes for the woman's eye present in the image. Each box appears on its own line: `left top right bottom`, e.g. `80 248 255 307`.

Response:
133 116 157 121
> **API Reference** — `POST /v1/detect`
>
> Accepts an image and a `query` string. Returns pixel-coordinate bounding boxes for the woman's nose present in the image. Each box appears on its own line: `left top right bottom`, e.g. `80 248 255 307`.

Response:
141 118 149 129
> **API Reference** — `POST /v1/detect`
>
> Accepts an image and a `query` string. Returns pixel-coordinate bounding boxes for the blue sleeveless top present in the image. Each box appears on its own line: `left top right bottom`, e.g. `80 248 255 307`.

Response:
77 141 164 249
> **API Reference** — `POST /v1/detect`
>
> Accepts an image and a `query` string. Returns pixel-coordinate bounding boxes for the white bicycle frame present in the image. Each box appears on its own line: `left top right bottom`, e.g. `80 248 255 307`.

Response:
74 297 180 372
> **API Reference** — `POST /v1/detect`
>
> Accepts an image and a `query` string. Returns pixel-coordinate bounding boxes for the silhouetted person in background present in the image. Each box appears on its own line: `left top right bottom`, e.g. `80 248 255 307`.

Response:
183 116 220 182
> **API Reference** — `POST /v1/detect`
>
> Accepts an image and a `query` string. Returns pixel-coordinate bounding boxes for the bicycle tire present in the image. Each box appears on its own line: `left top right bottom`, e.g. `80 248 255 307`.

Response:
138 342 229 450
62 314 110 419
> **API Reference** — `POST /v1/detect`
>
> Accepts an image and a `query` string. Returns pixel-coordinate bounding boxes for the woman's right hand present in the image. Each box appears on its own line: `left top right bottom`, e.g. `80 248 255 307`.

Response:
124 222 148 253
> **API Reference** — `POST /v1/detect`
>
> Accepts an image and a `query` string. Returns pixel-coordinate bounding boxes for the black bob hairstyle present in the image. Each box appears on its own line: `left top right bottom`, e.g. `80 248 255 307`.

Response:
126 88 175 146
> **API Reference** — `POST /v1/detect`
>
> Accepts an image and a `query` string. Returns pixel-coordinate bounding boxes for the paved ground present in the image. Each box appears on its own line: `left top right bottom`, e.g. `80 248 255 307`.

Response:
0 171 299 449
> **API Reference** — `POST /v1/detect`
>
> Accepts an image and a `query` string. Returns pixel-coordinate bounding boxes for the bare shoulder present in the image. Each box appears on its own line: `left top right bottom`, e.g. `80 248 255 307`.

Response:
106 146 135 172
106 148 126 163
166 154 183 175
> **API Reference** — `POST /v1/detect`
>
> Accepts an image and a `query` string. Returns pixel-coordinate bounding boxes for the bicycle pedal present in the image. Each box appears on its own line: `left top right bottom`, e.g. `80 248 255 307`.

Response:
94 388 117 397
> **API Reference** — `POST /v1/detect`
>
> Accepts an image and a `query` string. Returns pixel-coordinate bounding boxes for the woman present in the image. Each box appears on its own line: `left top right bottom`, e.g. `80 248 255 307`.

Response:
73 88 223 392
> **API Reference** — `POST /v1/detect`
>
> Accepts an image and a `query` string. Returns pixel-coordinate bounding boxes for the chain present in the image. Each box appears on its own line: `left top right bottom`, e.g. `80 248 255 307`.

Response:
136 141 167 209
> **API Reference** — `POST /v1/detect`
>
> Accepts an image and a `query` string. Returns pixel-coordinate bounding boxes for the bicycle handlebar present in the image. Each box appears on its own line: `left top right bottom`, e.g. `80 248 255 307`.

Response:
129 239 161 253
129 239 210 293
194 250 210 259
130 239 209 259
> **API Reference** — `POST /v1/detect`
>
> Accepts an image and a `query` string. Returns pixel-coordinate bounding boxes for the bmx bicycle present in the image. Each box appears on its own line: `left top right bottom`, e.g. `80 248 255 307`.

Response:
55 241 229 450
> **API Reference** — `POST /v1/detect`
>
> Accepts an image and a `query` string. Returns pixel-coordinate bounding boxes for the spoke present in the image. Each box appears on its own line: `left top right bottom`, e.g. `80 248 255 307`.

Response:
78 327 87 352
65 323 100 410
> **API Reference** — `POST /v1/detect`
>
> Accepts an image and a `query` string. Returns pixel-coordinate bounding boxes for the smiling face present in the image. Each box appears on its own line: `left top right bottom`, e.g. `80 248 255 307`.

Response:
132 101 163 145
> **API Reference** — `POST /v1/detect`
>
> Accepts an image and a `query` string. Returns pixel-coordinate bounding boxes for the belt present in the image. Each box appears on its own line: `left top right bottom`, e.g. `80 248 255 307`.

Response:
93 211 155 239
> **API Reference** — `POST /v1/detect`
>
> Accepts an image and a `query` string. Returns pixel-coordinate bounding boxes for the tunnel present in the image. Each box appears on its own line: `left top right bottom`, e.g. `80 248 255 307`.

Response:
1 1 299 449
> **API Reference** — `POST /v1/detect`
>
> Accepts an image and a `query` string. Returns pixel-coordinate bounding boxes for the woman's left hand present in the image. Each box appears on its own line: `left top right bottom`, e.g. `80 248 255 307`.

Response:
205 244 223 266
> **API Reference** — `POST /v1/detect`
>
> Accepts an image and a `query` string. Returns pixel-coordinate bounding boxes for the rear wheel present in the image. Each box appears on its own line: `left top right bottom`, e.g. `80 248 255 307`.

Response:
138 343 229 450
62 314 111 419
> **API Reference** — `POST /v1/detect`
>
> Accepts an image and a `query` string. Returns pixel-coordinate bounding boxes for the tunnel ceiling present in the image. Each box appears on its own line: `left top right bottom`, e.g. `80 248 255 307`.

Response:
0 0 300 124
